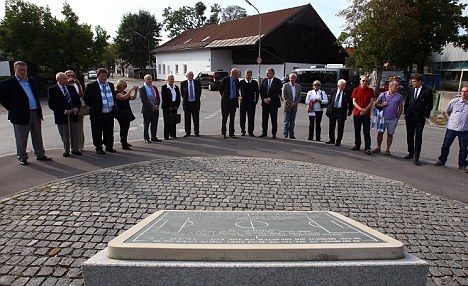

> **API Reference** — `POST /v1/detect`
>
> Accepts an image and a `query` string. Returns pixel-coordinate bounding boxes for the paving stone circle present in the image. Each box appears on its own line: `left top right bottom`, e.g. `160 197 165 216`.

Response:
0 156 467 286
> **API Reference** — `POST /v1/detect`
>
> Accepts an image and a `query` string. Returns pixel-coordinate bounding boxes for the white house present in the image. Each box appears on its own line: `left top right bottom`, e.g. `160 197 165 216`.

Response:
154 4 347 81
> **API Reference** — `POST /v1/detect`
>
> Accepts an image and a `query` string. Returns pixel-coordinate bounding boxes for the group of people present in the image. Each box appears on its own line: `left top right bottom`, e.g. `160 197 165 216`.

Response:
218 67 467 172
0 61 466 172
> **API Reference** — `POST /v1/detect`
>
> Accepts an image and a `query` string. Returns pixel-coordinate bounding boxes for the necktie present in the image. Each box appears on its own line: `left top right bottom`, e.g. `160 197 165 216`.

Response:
335 91 341 108
62 86 71 104
267 79 271 93
189 81 195 101
414 88 418 99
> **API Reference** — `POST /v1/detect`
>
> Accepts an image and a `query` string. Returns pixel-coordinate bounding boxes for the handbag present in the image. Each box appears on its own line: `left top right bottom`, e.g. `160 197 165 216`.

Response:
168 113 181 124
371 108 385 132
78 98 90 117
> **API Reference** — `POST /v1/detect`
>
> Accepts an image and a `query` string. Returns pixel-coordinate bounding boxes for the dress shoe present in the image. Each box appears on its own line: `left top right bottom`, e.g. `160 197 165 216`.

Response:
229 135 237 138
307 137 313 141
96 149 105 155
145 139 152 144
404 154 414 159
284 134 289 139
434 161 445 166
105 148 117 153
183 134 190 137
122 145 132 150
72 151 83 156
151 138 161 142
325 141 335 144
126 143 133 147
195 133 200 137
241 132 246 136
290 136 296 140
249 133 255 137
36 155 52 161
315 139 321 142
351 146 360 151
20 159 29 166
222 134 227 139
63 152 71 158
272 135 277 139
414 160 421 166
259 134 267 138
364 149 372 155
334 142 341 146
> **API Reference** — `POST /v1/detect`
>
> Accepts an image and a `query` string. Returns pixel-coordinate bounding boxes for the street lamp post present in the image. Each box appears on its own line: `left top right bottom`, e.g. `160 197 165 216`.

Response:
244 0 262 83
134 31 152 78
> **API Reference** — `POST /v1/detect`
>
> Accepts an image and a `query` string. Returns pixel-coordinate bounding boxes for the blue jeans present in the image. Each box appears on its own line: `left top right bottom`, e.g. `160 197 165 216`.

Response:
283 110 297 138
438 129 467 168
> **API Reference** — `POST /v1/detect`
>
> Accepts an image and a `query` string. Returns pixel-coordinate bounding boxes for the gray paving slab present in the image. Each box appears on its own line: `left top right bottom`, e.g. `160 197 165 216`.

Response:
0 157 467 285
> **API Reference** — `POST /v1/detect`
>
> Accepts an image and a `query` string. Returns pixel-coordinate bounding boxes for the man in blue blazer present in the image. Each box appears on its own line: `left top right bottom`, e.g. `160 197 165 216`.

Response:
48 72 82 157
219 68 240 139
0 61 52 165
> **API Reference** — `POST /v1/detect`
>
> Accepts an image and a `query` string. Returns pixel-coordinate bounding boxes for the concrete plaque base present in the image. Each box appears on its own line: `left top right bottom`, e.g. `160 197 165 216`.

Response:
83 248 429 286
108 211 404 261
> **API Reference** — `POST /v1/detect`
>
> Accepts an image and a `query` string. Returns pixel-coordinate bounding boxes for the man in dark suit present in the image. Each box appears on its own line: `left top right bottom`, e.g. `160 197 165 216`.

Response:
48 72 82 157
259 67 282 139
83 68 117 154
140 74 161 144
325 79 353 146
239 69 259 137
219 68 240 139
404 73 434 165
0 61 52 165
180 71 202 137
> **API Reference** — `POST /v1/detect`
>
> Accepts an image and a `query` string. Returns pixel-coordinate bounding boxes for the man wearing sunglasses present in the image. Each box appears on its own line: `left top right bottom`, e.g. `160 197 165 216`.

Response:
351 75 375 154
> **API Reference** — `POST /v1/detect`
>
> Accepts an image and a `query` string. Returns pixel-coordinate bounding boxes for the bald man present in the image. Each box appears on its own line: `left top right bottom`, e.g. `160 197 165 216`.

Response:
219 68 240 138
180 71 202 137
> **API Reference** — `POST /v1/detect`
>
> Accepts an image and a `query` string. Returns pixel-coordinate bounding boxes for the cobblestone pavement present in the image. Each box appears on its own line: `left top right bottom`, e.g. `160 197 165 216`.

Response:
0 157 466 286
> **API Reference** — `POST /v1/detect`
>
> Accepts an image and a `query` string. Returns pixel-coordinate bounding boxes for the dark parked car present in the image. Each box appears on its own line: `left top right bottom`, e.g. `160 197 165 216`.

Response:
195 71 229 91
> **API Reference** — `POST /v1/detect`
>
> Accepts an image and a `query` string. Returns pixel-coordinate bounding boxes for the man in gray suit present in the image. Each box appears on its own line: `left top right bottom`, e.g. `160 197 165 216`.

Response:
282 73 301 139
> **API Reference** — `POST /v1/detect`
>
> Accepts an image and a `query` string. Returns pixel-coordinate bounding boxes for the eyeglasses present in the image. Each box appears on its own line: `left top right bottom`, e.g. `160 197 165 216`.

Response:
313 84 321 86
361 80 368 82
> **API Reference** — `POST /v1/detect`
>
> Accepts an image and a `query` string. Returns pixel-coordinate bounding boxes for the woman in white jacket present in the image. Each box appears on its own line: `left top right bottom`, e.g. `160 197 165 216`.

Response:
305 80 328 141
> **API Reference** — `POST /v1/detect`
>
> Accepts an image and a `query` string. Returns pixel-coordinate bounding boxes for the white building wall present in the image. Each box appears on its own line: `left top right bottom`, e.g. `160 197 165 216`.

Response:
155 49 211 81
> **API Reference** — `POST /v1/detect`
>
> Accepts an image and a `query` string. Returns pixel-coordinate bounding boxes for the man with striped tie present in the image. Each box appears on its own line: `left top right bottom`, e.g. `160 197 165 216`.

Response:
48 72 82 157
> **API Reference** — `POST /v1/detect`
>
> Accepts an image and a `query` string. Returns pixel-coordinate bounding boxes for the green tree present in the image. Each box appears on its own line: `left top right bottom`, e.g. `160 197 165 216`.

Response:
221 5 248 22
102 44 118 71
114 10 162 70
339 0 468 90
0 0 109 82
209 4 222 25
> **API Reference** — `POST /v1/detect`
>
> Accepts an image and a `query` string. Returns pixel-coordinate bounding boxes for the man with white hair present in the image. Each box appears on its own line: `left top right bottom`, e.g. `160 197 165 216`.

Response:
48 72 82 157
219 68 240 138
0 61 52 165
325 79 353 146
180 71 202 137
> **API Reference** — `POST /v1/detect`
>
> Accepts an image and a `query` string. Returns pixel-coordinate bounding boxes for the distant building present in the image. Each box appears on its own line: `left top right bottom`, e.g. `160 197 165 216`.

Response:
429 44 468 90
154 4 347 81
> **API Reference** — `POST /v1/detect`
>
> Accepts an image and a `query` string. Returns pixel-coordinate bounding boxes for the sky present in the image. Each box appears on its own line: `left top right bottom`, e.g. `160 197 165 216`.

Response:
0 0 349 42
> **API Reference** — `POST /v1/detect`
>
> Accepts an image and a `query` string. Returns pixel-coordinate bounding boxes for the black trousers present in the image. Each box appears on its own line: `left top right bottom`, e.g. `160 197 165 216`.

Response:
221 105 237 135
163 109 177 139
90 112 114 150
308 111 323 140
240 104 256 134
405 116 426 158
117 118 130 145
328 116 346 144
143 110 159 140
353 115 371 149
262 104 278 136
184 102 200 135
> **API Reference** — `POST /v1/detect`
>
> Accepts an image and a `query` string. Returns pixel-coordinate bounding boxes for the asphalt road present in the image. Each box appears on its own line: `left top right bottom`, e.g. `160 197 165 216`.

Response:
0 75 458 167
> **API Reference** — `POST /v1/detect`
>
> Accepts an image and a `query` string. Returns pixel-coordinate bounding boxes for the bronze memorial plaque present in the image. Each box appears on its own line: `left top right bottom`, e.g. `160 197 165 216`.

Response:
108 211 404 261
